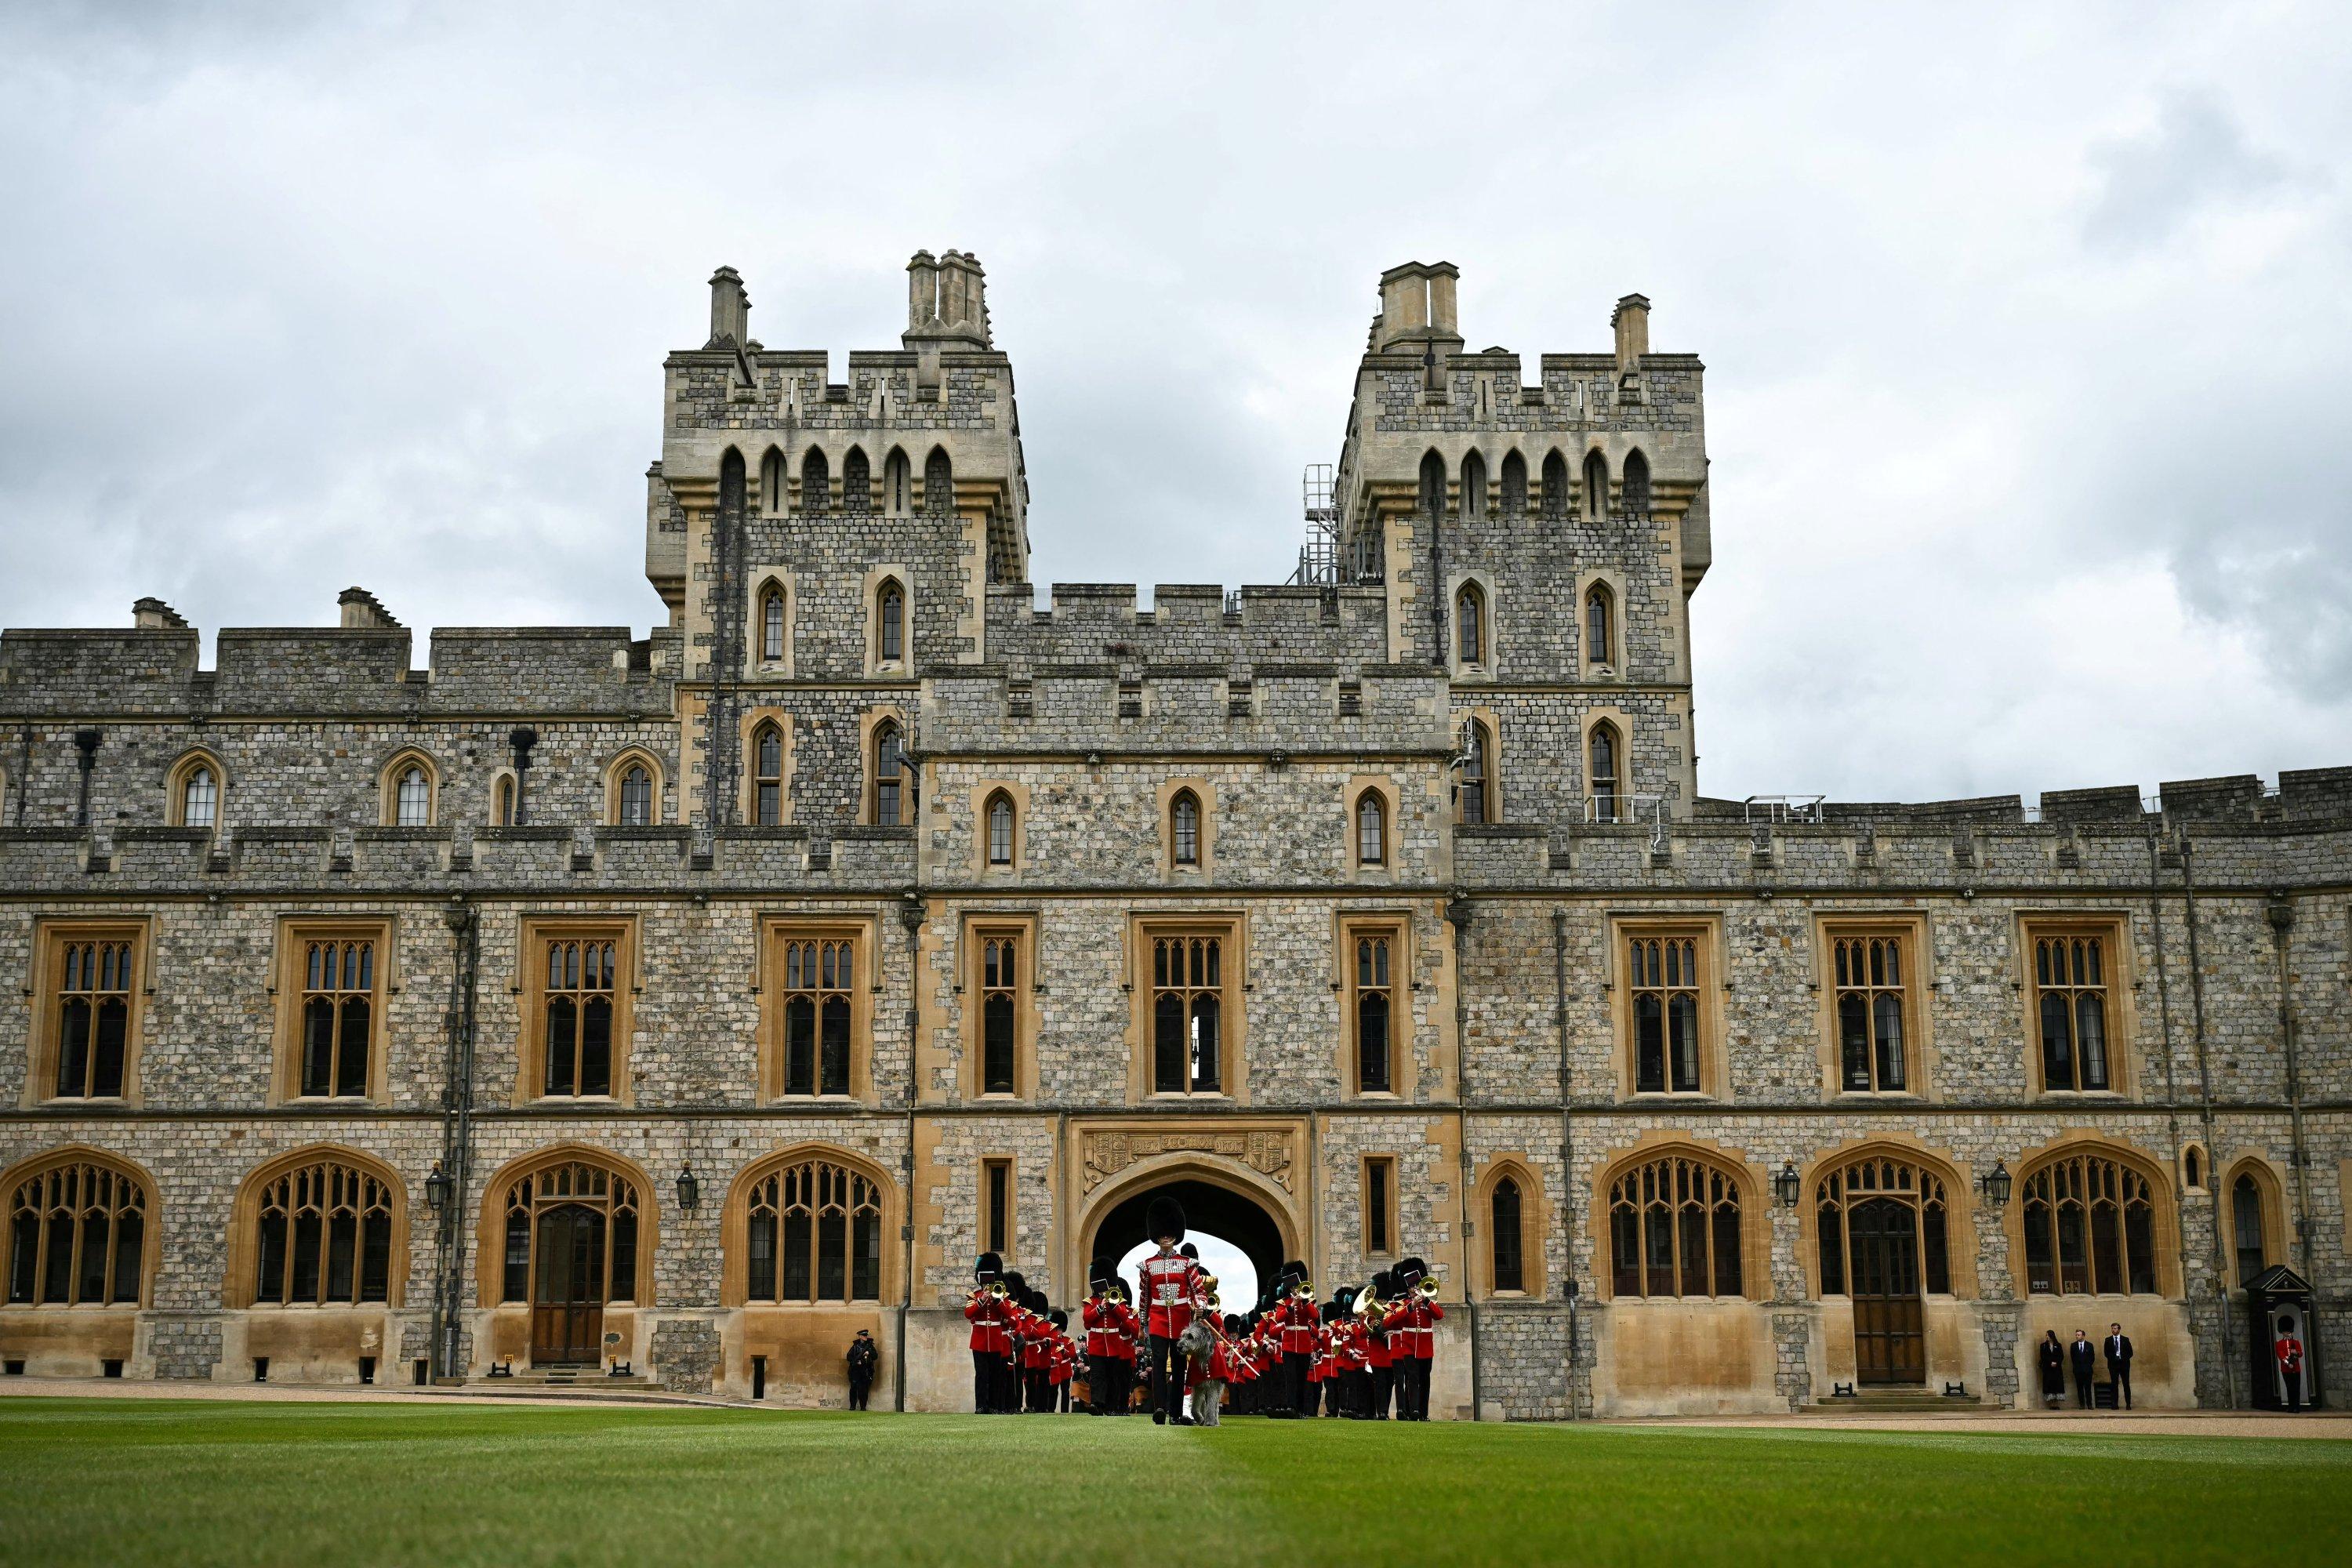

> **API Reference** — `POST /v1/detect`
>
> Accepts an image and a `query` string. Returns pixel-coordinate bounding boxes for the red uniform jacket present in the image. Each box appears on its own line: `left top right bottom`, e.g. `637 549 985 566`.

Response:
1276 1295 1319 1355
1111 1301 1142 1360
1308 1325 1333 1381
1367 1319 1395 1370
1049 1337 1075 1384
1382 1296 1444 1359
1335 1319 1369 1372
1138 1251 1201 1338
2278 1335 2306 1374
1082 1297 1121 1357
964 1290 1010 1356
1022 1319 1051 1370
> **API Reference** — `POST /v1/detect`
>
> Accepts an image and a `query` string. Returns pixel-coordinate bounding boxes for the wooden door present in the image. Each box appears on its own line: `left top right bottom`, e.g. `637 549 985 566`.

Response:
531 1203 606 1364
1849 1197 1925 1385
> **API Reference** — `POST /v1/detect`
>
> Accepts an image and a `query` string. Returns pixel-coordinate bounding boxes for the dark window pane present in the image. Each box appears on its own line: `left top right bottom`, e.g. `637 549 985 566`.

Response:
111 1210 143 1305
854 1210 880 1301
256 1210 288 1303
786 996 815 1095
1679 1203 1707 1296
1492 1180 1523 1292
77 1213 110 1305
2090 1203 2122 1294
982 994 1016 1094
503 1211 529 1301
1817 1205 1845 1294
2056 1203 2089 1294
290 1213 322 1305
1669 993 1700 1092
820 996 851 1095
1191 995 1220 1092
2076 995 2109 1089
2023 1200 2053 1294
55 997 90 1098
545 996 577 1097
1634 994 1664 1093
327 1214 357 1302
1711 1201 1742 1297
360 1216 390 1303
2233 1175 2266 1283
1643 1203 1674 1297
1357 992 1390 1093
302 997 335 1097
817 1211 847 1301
1874 994 1904 1091
92 999 127 1098
1922 1205 1950 1294
609 1210 637 1301
782 1212 811 1301
580 997 612 1096
1153 994 1184 1091
2040 993 2074 1089
748 1213 777 1301
337 997 370 1097
1610 1206 1639 1296
2125 1203 2156 1295
1838 994 1871 1090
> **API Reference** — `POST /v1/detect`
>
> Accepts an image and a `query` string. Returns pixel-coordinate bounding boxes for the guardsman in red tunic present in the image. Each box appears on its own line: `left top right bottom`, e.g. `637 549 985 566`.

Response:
1047 1309 1076 1412
1000 1272 1035 1414
1136 1195 1203 1425
965 1251 1011 1413
1334 1291 1370 1418
1272 1260 1316 1418
1382 1256 1445 1421
1021 1289 1055 1412
1364 1270 1397 1419
2276 1316 2307 1411
1110 1281 1142 1414
1081 1259 1121 1414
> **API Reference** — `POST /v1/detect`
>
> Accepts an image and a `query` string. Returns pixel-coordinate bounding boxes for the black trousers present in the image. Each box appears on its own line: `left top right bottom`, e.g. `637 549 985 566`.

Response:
2073 1367 2094 1408
972 1350 996 1413
1282 1351 1309 1416
1401 1357 1432 1419
849 1375 873 1411
2107 1361 2132 1409
1087 1352 1113 1412
2282 1367 2303 1410
994 1356 1020 1414
1149 1334 1186 1423
1372 1363 1395 1417
1027 1366 1051 1412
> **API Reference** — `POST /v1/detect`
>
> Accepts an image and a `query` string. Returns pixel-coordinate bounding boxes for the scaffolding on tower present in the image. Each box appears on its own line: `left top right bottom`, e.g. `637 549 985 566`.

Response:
1291 463 1340 586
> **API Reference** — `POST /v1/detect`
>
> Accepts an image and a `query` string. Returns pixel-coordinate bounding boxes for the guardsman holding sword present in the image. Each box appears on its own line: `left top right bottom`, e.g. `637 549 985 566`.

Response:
1136 1196 1203 1425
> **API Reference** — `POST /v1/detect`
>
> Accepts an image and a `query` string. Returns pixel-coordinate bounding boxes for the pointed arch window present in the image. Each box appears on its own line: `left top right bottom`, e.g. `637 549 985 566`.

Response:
2032 931 2113 1091
1150 934 1223 1094
1455 583 1486 666
1457 721 1494 826
252 1157 397 1306
493 775 517 827
1490 1177 1525 1293
800 448 829 514
1814 1155 1951 1298
752 722 786 826
759 583 786 662
1629 933 1702 1093
1584 585 1614 666
1354 791 1387 867
498 1159 638 1307
2232 1172 2266 1284
1418 450 1446 517
746 1158 882 1304
1588 723 1621 823
618 764 653 826
1499 451 1527 517
1170 789 1202 867
924 448 953 516
1622 448 1651 517
2019 1149 2161 1296
1461 451 1486 520
1352 931 1394 1094
760 448 786 514
1607 1152 1744 1298
1541 451 1569 520
181 764 218 829
1834 933 1911 1092
872 720 911 826
6 1158 148 1307
985 791 1015 867
877 579 906 665
841 448 871 514
884 449 912 515
391 764 430 827
1584 450 1610 523
542 937 616 1098
49 935 134 1099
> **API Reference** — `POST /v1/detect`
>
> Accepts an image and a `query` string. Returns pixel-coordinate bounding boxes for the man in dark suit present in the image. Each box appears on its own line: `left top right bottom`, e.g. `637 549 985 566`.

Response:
2069 1330 2097 1408
2103 1323 2134 1410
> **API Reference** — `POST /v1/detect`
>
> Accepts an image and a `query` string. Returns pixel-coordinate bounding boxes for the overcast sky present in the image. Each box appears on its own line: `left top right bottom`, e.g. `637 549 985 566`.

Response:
3 2 2347 804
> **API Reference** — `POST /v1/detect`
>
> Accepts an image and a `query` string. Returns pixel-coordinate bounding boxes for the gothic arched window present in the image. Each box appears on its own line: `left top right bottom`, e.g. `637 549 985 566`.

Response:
1455 583 1486 666
985 790 1015 867
744 1156 883 1304
1585 585 1614 666
1355 791 1387 867
1491 1177 1525 1293
1622 448 1651 516
1418 449 1446 517
872 720 911 827
2018 1149 2162 1297
877 579 906 666
1588 723 1621 823
752 722 786 826
1608 1152 1744 1298
759 583 786 663
6 1157 148 1307
252 1156 397 1307
1170 789 1202 868
1457 722 1494 826
180 764 218 829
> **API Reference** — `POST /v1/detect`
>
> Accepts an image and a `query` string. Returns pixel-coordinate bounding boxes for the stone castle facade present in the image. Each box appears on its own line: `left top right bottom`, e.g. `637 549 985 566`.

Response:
0 254 2342 1416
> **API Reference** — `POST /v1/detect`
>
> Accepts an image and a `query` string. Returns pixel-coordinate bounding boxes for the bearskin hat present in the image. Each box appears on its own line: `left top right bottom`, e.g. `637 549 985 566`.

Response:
1003 1270 1029 1300
1335 1287 1357 1314
1280 1258 1308 1286
1049 1308 1068 1330
975 1250 1002 1283
1029 1289 1048 1315
1319 1300 1341 1324
1393 1257 1426 1290
1225 1314 1244 1335
1371 1269 1393 1299
1145 1194 1186 1243
1088 1257 1112 1290
1178 1242 1200 1261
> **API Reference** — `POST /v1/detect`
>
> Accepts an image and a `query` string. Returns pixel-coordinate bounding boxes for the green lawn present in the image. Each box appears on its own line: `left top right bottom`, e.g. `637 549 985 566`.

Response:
1 1399 2344 1567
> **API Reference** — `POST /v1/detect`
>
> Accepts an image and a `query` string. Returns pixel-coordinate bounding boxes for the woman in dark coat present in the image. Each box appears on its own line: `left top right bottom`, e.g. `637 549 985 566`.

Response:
2037 1329 2067 1408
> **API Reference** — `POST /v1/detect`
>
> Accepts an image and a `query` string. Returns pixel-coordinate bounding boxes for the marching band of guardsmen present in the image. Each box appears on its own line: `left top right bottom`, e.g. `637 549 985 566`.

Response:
966 1192 1446 1422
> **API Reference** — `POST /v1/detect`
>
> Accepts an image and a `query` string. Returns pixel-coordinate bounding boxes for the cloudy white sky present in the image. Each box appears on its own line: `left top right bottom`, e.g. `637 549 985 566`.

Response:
3 2 2347 804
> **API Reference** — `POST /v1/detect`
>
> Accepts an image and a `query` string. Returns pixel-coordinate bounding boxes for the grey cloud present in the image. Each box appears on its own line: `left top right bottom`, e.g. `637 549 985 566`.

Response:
2082 90 2297 252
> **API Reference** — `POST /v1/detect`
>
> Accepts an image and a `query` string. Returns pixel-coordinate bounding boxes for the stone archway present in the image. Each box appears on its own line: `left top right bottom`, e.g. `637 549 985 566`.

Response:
1076 1156 1301 1311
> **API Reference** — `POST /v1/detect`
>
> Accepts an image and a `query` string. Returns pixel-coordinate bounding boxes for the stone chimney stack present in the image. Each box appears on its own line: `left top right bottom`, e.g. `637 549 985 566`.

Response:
707 266 750 348
132 597 189 630
1427 263 1459 338
1373 262 1464 352
907 250 940 331
339 588 402 630
1613 294 1651 372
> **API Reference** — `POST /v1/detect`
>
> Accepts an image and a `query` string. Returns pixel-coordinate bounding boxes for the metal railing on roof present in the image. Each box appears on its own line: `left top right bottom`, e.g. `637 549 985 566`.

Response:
1742 794 1826 825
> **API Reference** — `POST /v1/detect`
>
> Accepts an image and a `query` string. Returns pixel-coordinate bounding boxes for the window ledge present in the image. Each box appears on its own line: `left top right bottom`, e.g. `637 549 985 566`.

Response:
1621 1091 1717 1105
527 1094 622 1109
2036 1090 2127 1101
2 1301 141 1312
280 1095 376 1108
1145 1092 1232 1104
34 1096 129 1110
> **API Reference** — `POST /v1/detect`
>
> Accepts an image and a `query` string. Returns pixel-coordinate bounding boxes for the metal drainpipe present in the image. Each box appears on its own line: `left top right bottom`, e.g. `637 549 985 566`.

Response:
2266 895 2321 1403
13 724 30 826
896 891 923 1412
1552 908 1579 1420
2178 836 2231 1406
436 897 479 1381
1448 895 1480 1421
508 728 537 826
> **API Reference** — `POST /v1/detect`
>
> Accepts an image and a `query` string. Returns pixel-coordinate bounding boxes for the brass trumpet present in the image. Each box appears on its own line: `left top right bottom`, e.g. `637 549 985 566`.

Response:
989 1280 1010 1299
1291 1279 1316 1300
1415 1276 1440 1299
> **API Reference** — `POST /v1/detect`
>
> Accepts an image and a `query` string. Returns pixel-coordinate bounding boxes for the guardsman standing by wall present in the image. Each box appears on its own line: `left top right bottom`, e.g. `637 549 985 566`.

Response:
2277 1316 2307 1411
1384 1257 1444 1421
967 1252 1010 1414
1137 1196 1203 1425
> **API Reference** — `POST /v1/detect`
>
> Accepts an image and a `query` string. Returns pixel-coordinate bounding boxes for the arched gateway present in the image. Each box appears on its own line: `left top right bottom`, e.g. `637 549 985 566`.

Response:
1076 1156 1301 1307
